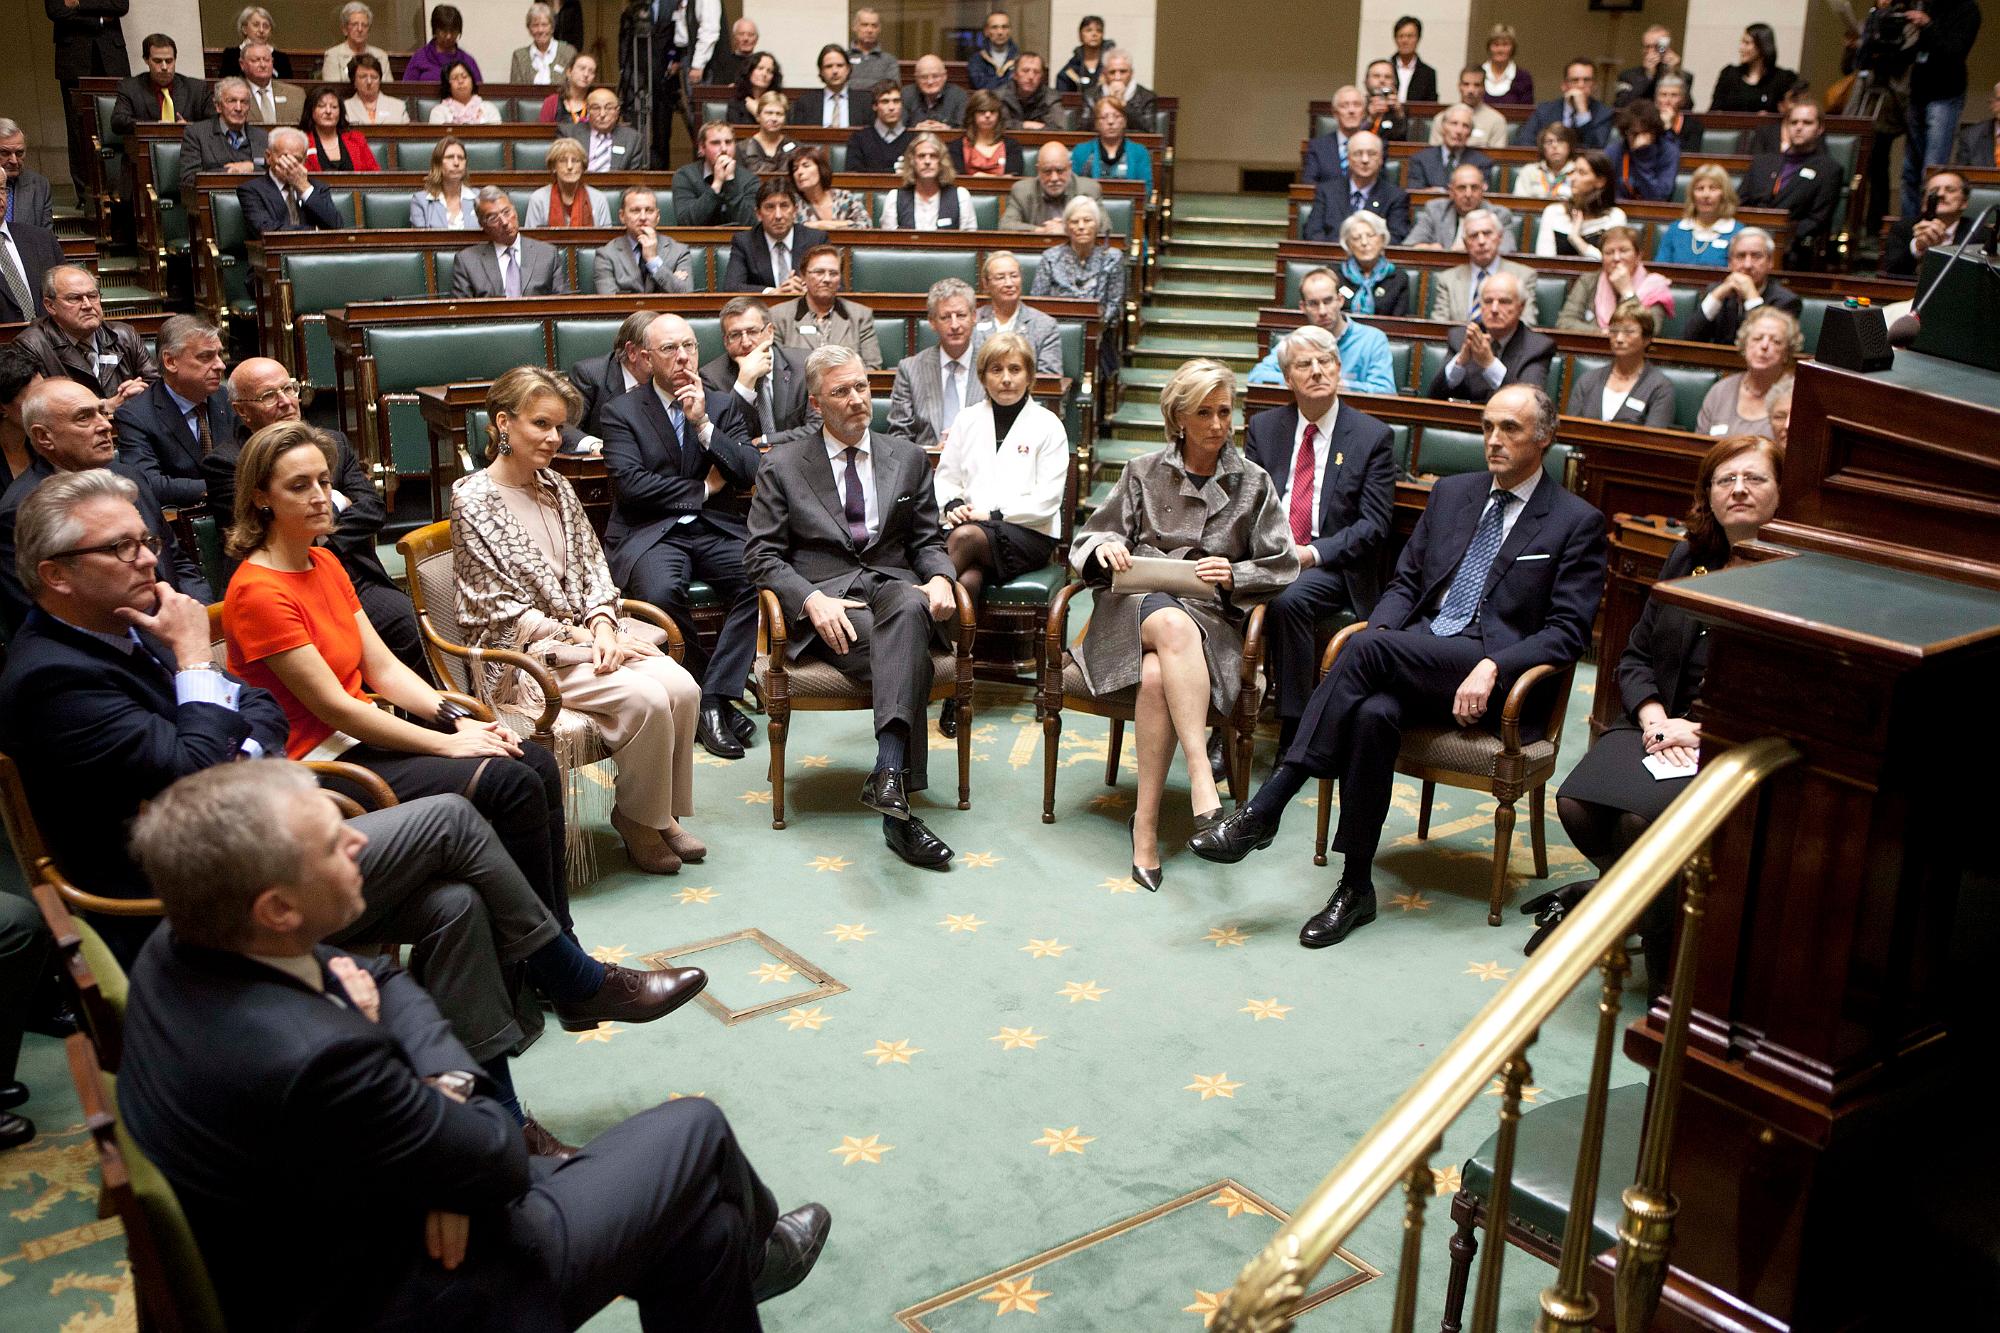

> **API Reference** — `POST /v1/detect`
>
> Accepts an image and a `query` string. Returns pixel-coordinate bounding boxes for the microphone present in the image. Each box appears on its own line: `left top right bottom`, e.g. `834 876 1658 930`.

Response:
1888 201 2000 347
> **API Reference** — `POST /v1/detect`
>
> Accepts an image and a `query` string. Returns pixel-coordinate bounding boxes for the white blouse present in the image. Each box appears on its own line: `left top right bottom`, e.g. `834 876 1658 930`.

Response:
877 186 979 231
932 398 1071 535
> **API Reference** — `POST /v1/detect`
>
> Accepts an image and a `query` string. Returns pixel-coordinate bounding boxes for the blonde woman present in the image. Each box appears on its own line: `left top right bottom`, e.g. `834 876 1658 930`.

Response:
1653 163 1741 266
523 137 612 226
877 133 977 229
738 91 797 176
408 136 476 227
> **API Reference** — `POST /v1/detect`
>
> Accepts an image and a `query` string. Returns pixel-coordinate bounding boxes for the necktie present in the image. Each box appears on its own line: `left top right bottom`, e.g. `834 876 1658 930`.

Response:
502 245 521 296
1430 490 1515 637
756 374 777 438
1471 267 1488 305
666 403 686 458
1444 152 1456 174
0 234 32 319
190 403 214 456
227 129 245 152
1350 188 1364 213
589 132 612 171
841 447 870 546
1287 423 1318 544
262 87 276 121
772 239 790 283
283 186 301 227
940 361 964 435
832 98 847 128
160 86 175 121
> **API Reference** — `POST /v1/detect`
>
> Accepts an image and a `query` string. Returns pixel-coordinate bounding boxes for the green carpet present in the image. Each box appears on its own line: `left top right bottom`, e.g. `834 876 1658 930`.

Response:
0 663 1656 1331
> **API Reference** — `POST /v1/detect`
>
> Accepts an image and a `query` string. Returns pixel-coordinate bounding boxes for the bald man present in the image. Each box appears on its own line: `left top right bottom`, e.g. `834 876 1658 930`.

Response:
1001 140 1104 232
904 54 968 129
238 127 340 237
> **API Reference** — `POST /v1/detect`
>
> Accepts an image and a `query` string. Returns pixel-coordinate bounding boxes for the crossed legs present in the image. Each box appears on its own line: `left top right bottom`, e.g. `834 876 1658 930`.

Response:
1131 606 1220 870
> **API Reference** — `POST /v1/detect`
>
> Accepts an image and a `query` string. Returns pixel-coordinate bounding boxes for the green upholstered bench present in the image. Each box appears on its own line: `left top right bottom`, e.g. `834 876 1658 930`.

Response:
846 246 980 293
1415 425 1485 477
206 192 257 319
984 564 1066 607
148 140 189 256
1383 339 1413 394
1533 275 1568 329
1699 128 1742 155
1417 341 1448 395
365 321 547 485
1014 249 1041 291
286 251 431 385
1387 422 1412 473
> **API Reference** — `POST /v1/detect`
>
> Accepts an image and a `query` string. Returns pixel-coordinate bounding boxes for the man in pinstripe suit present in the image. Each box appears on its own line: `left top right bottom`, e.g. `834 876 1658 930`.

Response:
887 278 986 450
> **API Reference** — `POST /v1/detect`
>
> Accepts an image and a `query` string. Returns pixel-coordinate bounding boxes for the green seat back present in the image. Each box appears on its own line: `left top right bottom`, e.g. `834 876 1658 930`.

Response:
1462 1085 1647 1260
846 246 979 293
509 97 547 123
1532 275 1567 329
1657 285 1703 341
1416 426 1486 477
870 395 892 434
149 142 188 252
571 246 594 291
1056 321 1083 381
207 192 255 314
700 98 730 124
826 143 847 172
1380 158 1402 188
1545 440 1574 487
467 407 490 462
506 187 537 217
1699 128 1741 155
910 319 937 355
986 562 1065 606
328 192 356 226
287 250 429 315
1388 422 1411 474
554 317 625 366
654 189 676 226
1296 198 1313 237
1796 295 1836 349
1670 170 1692 203
876 319 910 366
1015 250 1041 291
1384 338 1412 393
410 98 440 121
1544 356 1564 401
1967 184 2000 222
1311 113 1337 138
688 316 723 365
1282 260 1318 307
363 134 389 165
366 321 545 477
971 193 1000 229
1658 363 1718 430
434 249 457 288
1100 197 1135 240
1821 132 1858 183
512 139 551 170
363 189 415 227
1405 113 1433 141
189 516 224 593
109 1073 229 1333
1417 340 1448 393
95 94 123 151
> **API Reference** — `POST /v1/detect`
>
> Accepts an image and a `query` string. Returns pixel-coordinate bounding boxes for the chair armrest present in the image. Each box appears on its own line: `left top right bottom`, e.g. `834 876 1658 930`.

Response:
951 578 976 653
1499 662 1561 753
618 598 686 662
1040 579 1087 686
437 688 495 723
44 861 162 918
1239 602 1268 691
306 759 399 811
1317 620 1370 679
758 589 788 678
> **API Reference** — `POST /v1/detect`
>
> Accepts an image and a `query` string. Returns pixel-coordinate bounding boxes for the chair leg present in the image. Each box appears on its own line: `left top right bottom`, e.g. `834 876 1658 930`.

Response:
1041 705 1061 824
956 676 972 811
1488 796 1518 925
1104 717 1124 786
1417 778 1436 840
1313 776 1332 867
768 712 789 831
1232 725 1252 809
1529 784 1548 878
1439 1190 1481 1333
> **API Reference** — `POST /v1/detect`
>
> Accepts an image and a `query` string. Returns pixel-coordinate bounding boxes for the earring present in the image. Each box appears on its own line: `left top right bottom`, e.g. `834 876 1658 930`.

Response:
257 505 274 520
496 430 511 455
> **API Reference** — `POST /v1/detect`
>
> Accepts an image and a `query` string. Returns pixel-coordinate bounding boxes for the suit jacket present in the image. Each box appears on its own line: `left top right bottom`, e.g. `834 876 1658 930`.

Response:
999 174 1101 230
1426 258 1538 323
1301 131 1351 186
1955 118 1999 168
243 80 304 126
1564 362 1677 428
203 425 393 590
562 350 640 449
1740 149 1844 263
768 294 883 369
1683 279 1803 345
449 236 570 297
887 345 987 449
5 169 54 229
724 223 831 292
1403 197 1519 250
13 317 158 395
1243 400 1397 615
0 220 64 322
0 604 278 904
1427 322 1557 404
237 174 343 238
1393 58 1438 103
743 429 955 656
600 382 760 584
794 88 869 129
47 0 128 83
510 40 578 84
1304 176 1410 243
903 83 968 127
1514 98 1614 150
118 928 563 1332
114 379 232 509
1883 212 1999 278
111 72 209 135
699 346 817 436
669 160 759 226
1368 468 1607 681
593 232 695 293
556 120 648 171
975 303 1064 377
1404 144 1494 191
845 125 914 173
177 119 267 200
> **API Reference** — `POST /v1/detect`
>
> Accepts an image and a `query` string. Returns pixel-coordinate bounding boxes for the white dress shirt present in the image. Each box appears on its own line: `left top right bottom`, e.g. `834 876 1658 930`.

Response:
1287 401 1339 539
824 429 879 540
1493 467 1540 543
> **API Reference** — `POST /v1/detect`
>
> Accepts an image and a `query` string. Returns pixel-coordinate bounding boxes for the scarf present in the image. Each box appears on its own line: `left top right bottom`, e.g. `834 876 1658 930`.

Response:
1339 256 1394 315
1594 262 1674 329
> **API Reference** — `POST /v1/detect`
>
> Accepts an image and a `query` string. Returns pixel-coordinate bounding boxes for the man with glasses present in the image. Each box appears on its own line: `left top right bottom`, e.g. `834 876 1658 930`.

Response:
14 264 158 405
699 296 817 444
0 377 209 632
1001 140 1102 233
0 118 53 230
768 244 882 368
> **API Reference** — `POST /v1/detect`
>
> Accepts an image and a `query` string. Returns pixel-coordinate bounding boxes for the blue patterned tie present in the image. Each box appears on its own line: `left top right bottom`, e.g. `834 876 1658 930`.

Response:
1430 490 1515 637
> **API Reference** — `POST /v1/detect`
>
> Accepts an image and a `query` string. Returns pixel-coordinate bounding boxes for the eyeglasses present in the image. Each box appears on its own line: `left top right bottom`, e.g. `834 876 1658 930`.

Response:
652 339 699 355
51 533 163 565
1710 471 1774 490
249 379 302 408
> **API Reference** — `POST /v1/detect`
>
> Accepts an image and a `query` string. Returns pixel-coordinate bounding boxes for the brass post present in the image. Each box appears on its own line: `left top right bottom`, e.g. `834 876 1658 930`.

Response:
1389 1139 1441 1333
1470 1044 1536 1333
1536 943 1632 1332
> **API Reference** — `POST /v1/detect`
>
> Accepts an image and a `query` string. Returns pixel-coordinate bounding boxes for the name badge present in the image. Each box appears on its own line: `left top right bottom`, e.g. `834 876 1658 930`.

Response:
976 320 994 332
611 145 626 156
1709 423 1730 435
799 324 818 336
1625 396 1648 414
1799 167 1817 180
96 352 122 365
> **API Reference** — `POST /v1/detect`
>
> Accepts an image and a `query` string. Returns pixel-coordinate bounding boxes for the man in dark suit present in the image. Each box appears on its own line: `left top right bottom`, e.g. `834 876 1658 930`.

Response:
563 308 659 452
724 180 831 292
1740 101 1845 269
110 32 210 135
846 82 915 172
701 296 818 443
1303 131 1409 243
0 202 67 324
46 0 129 203
1302 85 1368 185
1614 24 1691 107
1953 80 1999 167
451 189 569 297
1361 61 1411 143
0 119 55 228
744 344 963 869
1194 383 1606 948
601 313 765 760
117 758 828 1332
1683 227 1803 344
175 79 266 206
0 377 210 632
237 128 343 238
670 121 759 227
1404 105 1494 190
1085 50 1159 131
13 263 157 405
1884 169 1999 277
559 85 648 171
1390 16 1439 102
1244 324 1397 748
1513 59 1614 150
113 314 228 511
797 45 869 129
1426 271 1555 405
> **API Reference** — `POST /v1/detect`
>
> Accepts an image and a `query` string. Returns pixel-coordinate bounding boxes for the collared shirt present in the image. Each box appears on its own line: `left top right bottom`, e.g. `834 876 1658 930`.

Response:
492 239 522 291
650 381 715 449
162 380 208 442
248 952 330 995
1442 323 1513 392
824 428 879 539
821 90 848 127
48 611 261 752
268 169 313 204
1395 55 1419 101
528 42 559 83
873 120 903 142
1492 468 1540 544
766 225 796 281
1288 399 1340 539
249 80 278 121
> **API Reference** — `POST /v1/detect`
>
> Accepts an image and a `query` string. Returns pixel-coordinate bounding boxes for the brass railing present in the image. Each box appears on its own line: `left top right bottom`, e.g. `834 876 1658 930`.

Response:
1214 736 1800 1333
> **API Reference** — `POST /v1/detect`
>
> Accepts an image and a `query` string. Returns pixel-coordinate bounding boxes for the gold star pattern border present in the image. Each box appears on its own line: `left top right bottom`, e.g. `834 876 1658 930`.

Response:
978 1274 1051 1315
1208 1186 1269 1219
1031 1125 1095 1156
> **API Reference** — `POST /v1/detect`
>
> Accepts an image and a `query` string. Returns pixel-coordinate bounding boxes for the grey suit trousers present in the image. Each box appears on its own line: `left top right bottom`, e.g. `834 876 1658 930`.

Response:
807 570 938 789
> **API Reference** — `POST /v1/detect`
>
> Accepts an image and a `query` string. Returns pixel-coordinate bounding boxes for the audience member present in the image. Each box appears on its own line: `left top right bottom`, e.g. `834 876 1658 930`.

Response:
237 40 302 126
431 58 502 125
954 90 1024 174
560 84 648 171
1479 24 1534 106
674 120 758 226
1406 162 1519 251
1070 357 1296 889
769 243 882 367
1653 163 1741 266
300 85 379 171
1427 271 1555 404
1245 326 1396 747
511 3 578 84
1741 100 1843 268
700 296 818 442
1331 212 1411 318
15 265 157 406
726 181 833 293
410 136 477 228
847 82 915 172
1302 85 1368 185
177 79 264 203
1710 23 1795 113
1389 15 1438 101
1434 67 1509 150
889 278 986 449
1058 15 1110 99
1408 104 1494 189
726 51 784 125
1953 79 2000 166
976 251 1063 376
321 2 388 85
1565 300 1675 427
1886 169 1997 276
1685 228 1802 343
739 93 798 177
564 308 657 453
1248 267 1397 393
1360 61 1410 144
1087 49 1158 132
240 127 343 237
1615 24 1690 106
1304 130 1406 243
789 147 872 229
1768 384 1792 450
524 139 611 227
345 53 408 125
1535 149 1627 259
112 33 211 135
1555 226 1673 333
1606 100 1678 201
538 51 595 124
1515 123 1578 199
112 314 227 510
970 10 1020 90
1003 140 1104 231
452 189 570 297
880 134 978 230
706 18 761 90
1516 58 1613 150
1001 51 1063 129
48 0 129 204
848 7 900 90
1652 73 1703 150
745 344 963 868
1073 97 1154 196
1744 79 1816 155
220 7 292 79
404 4 481 85
1697 306 1798 440
1427 209 1535 322
0 120 53 230
0 349 37 485
0 186 59 324
596 187 692 293
1032 197 1124 385
653 0 719 90
0 887 46 1147
549 0 582 51
906 54 968 130
799 44 867 129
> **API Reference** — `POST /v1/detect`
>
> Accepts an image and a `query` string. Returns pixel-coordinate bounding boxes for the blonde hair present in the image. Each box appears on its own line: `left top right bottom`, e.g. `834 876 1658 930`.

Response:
485 365 580 461
544 136 585 171
228 421 340 557
754 89 789 117
975 330 1035 382
1681 163 1740 221
1157 358 1235 446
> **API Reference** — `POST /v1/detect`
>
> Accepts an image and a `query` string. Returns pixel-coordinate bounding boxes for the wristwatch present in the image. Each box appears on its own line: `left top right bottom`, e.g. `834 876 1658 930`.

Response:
429 1070 478 1101
176 660 221 674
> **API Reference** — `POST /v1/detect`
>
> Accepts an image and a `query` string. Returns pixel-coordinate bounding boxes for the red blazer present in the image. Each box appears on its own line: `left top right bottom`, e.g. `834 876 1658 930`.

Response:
305 131 379 172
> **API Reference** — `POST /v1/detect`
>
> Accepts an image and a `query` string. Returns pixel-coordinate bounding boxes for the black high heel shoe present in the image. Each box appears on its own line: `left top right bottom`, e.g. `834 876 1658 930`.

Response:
1128 815 1163 892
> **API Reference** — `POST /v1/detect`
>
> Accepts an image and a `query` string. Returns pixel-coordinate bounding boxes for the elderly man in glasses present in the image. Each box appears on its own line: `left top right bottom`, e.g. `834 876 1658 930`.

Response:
12 264 158 406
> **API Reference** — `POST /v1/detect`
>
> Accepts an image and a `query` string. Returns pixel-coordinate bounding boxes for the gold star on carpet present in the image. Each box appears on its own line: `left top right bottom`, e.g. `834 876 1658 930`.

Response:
667 1090 708 1101
1031 1126 1095 1156
573 1022 623 1044
940 913 987 933
1432 1164 1464 1195
828 1133 893 1165
1204 925 1249 948
1057 979 1107 1003
588 944 631 964
1483 1077 1543 1104
808 854 852 873
1020 937 1070 958
864 1038 923 1066
1240 997 1291 1022
779 1006 828 1031
1185 1289 1226 1326
959 851 1002 868
1185 1072 1243 1100
751 961 798 984
1098 875 1141 893
799 754 832 767
978 1274 1051 1315
827 923 876 942
990 1025 1046 1051
738 789 772 804
1209 1187 1268 1219
676 885 717 905
1391 890 1433 912
1464 960 1513 982
1088 791 1131 810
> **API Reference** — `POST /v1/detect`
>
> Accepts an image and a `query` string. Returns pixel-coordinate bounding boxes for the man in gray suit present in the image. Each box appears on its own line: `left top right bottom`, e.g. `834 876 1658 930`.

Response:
1426 209 1536 323
1001 141 1103 232
889 278 985 449
559 86 648 172
595 187 693 294
769 245 884 368
451 189 570 297
744 345 963 870
699 296 818 444
0 120 54 230
975 250 1062 376
1405 163 1518 252
177 79 266 207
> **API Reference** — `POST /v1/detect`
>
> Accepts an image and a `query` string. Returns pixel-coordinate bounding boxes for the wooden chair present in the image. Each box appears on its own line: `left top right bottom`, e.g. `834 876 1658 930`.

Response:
1309 622 1577 924
970 450 1082 684
1036 587 1268 822
756 584 977 830
31 879 130 1073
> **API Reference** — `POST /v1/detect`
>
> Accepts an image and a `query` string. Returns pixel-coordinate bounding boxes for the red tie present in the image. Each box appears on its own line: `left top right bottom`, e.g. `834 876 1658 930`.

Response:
1288 424 1317 544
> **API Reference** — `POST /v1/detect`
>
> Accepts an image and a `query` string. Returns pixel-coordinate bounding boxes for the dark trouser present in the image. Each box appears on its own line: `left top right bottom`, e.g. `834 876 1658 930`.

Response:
1263 565 1358 722
646 44 687 171
626 526 756 705
508 1096 778 1331
1284 627 1495 869
1 891 51 1084
358 579 432 682
335 795 561 1064
803 571 936 791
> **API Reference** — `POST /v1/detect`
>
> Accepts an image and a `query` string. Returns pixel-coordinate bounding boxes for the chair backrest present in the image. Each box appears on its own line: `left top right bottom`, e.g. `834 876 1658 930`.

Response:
1532 275 1568 329
397 520 478 695
846 245 980 292
150 141 188 249
30 881 128 1073
1383 338 1413 393
0 750 50 885
1413 425 1486 477
362 188 416 227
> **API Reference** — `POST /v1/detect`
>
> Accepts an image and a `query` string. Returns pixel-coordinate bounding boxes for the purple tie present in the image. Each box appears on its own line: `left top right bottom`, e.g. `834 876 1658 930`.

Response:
841 447 870 546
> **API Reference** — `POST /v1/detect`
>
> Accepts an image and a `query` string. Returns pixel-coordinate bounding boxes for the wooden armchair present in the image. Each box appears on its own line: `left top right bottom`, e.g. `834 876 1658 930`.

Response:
1036 583 1268 822
756 583 977 830
1310 622 1576 924
970 450 1082 683
31 879 130 1073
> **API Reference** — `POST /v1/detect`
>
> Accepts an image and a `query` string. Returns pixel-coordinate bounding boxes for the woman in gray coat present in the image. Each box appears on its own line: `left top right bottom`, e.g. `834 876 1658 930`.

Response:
1563 300 1678 428
1069 358 1298 890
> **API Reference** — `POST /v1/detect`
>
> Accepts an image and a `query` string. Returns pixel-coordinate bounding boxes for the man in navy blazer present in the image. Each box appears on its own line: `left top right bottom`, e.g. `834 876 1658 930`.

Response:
1301 85 1368 185
113 314 231 510
1196 383 1605 951
561 308 658 452
724 182 832 292
600 313 764 759
236 128 342 238
1242 325 1397 747
1514 60 1614 149
1302 131 1409 243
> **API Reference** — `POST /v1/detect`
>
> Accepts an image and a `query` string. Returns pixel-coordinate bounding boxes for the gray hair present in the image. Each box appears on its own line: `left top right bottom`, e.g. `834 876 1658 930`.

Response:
0 118 21 139
525 2 553 23
1062 194 1106 229
1338 209 1389 248
1275 323 1340 375
157 313 221 358
1157 357 1235 444
1655 72 1687 95
925 277 975 321
1512 384 1558 444
612 308 660 353
236 6 273 36
129 759 324 950
39 262 94 300
267 126 308 156
804 343 862 395
340 2 373 22
240 39 275 59
980 248 1020 280
14 467 139 598
1731 226 1775 257
213 76 251 101
475 184 511 207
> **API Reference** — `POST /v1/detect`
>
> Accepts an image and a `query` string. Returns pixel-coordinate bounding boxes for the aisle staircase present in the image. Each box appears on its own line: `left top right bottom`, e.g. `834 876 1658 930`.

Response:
1089 192 1290 513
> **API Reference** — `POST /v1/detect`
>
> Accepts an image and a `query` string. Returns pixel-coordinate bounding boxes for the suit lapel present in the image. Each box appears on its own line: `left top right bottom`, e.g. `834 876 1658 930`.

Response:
802 436 853 539
1481 473 1555 598
1318 405 1353 526
637 385 685 472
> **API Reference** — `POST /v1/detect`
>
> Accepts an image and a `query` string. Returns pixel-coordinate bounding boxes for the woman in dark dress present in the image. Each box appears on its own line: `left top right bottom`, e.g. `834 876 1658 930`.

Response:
1709 23 1797 114
1529 434 1783 980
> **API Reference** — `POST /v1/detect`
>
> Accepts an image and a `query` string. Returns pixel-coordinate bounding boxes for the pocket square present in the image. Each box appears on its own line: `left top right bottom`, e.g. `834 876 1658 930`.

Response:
1514 553 1552 562
892 493 918 505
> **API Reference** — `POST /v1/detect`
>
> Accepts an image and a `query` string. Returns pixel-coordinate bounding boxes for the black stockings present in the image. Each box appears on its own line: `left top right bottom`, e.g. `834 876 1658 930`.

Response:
946 522 994 606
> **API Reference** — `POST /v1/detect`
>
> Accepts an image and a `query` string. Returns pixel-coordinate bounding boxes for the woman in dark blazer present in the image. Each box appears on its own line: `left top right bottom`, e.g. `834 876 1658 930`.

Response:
1709 24 1796 113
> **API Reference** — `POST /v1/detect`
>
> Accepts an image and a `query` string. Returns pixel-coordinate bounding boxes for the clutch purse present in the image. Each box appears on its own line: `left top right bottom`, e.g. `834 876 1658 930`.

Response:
1110 555 1210 598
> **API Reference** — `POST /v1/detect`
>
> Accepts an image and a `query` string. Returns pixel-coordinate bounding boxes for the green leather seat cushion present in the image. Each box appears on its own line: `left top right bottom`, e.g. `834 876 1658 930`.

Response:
367 321 547 393
1461 1083 1646 1255
287 251 428 315
985 563 1066 606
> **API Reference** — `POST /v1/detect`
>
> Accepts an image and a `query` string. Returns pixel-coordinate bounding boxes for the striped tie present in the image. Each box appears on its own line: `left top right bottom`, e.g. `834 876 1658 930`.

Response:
589 131 612 172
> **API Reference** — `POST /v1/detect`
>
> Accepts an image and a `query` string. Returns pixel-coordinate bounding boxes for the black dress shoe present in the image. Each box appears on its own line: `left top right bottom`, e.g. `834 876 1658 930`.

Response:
724 700 756 744
1520 879 1595 917
697 703 746 760
1128 816 1162 892
859 767 910 820
0 1111 34 1151
25 1000 76 1040
938 698 959 738
553 964 708 1032
1188 806 1278 863
1299 883 1377 949
885 814 953 868
1206 729 1229 784
753 1202 832 1302
0 1081 27 1112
